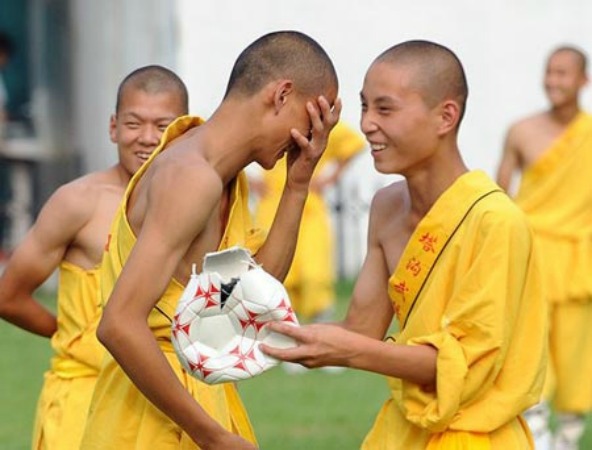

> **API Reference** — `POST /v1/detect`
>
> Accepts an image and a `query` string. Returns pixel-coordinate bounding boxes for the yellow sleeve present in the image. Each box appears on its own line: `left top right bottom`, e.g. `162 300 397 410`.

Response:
400 209 547 432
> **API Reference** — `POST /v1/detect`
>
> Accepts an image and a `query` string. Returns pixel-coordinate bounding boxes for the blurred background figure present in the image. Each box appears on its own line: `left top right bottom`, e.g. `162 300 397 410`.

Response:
0 31 12 125
0 30 14 260
496 45 592 450
250 122 365 366
0 65 189 450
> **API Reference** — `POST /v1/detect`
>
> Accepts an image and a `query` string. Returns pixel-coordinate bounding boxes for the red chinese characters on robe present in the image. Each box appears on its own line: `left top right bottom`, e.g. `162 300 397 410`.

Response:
419 232 438 253
405 257 421 276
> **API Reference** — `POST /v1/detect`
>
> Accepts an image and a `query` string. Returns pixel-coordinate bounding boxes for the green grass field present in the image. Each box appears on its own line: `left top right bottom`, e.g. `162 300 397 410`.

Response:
1 282 592 449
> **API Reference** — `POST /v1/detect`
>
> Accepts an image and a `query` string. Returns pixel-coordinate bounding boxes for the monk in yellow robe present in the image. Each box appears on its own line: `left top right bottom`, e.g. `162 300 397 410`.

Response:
497 45 592 450
0 66 188 449
82 117 263 449
81 31 340 449
263 40 547 449
252 121 365 322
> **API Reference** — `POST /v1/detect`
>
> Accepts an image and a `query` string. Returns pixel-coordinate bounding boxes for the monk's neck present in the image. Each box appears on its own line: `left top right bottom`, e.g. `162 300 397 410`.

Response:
402 146 467 225
112 164 133 188
549 103 581 125
199 101 261 185
406 165 468 223
194 119 252 186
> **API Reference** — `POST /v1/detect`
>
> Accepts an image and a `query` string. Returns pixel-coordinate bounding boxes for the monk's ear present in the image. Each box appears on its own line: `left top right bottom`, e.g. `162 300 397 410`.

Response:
437 100 461 136
272 80 294 113
109 114 118 144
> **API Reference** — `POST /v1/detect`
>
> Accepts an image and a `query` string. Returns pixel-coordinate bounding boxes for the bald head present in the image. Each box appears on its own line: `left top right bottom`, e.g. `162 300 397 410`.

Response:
224 31 338 99
548 45 588 74
376 40 468 125
116 65 189 113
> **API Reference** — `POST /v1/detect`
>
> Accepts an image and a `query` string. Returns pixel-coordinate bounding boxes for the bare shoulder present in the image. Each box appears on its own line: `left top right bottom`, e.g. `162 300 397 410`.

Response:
506 112 548 142
146 149 223 205
53 167 120 210
61 167 124 195
43 172 103 219
151 151 222 189
370 179 408 220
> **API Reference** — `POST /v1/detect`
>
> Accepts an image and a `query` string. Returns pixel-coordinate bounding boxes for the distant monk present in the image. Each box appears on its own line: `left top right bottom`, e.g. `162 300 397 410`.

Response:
0 65 189 450
497 45 592 450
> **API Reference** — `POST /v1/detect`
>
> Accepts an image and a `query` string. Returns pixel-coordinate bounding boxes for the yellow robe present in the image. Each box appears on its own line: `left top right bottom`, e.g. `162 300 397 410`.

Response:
255 122 365 319
80 116 265 450
32 261 104 450
514 112 592 413
363 171 547 450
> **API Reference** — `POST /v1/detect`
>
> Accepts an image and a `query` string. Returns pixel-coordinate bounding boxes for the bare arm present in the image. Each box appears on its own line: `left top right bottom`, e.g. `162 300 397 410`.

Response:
261 194 437 388
0 185 91 336
496 127 521 192
97 166 255 449
254 97 341 280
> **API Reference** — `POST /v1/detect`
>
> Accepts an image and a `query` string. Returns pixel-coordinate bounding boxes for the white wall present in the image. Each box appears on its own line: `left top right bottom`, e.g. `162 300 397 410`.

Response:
176 0 592 276
71 0 178 172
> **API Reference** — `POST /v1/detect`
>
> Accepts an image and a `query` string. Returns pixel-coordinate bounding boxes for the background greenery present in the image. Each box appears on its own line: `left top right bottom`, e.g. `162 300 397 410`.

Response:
1 282 592 449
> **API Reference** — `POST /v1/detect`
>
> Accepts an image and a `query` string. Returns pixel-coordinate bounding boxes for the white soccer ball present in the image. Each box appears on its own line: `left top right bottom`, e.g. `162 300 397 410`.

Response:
172 246 299 384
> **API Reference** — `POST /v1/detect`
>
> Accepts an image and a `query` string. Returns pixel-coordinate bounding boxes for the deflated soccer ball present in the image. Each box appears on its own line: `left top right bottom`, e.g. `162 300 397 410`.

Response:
171 246 299 384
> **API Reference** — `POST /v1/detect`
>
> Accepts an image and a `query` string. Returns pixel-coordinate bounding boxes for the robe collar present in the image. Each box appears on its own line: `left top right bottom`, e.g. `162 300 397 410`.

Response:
388 171 502 329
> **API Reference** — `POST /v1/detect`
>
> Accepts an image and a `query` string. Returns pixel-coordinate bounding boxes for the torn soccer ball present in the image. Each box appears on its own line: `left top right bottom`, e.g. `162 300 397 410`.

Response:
171 246 299 384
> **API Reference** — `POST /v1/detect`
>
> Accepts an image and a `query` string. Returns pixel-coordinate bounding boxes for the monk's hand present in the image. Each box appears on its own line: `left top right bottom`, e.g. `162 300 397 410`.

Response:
260 321 351 369
285 96 341 192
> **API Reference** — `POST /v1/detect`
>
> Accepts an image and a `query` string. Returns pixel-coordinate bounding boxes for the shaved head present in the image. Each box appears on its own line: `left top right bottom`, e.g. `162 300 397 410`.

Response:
224 31 338 99
116 65 189 113
376 40 468 124
548 45 588 74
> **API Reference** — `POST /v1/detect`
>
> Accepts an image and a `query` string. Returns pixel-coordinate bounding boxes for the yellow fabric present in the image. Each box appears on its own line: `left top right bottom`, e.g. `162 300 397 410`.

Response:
255 122 365 319
81 116 264 450
514 112 592 412
548 301 592 412
515 112 592 304
362 171 546 450
32 261 105 450
425 431 491 450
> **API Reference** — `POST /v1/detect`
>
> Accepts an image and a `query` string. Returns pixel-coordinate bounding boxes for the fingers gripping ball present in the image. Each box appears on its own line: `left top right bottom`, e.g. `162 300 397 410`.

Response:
172 247 299 384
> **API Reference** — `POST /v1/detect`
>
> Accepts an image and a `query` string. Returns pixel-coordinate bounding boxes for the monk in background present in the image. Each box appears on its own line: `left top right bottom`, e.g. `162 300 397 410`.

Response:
0 65 188 449
496 45 592 450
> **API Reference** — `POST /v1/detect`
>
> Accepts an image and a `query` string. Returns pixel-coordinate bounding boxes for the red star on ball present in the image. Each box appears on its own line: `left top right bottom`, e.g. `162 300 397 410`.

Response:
238 309 267 332
277 298 297 323
194 278 220 309
188 353 213 379
172 314 191 340
229 344 259 374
